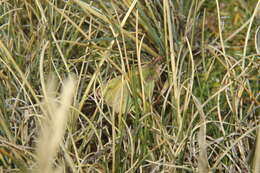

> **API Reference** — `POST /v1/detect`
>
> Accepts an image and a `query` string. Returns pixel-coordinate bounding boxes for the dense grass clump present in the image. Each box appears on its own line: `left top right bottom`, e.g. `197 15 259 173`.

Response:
0 0 259 172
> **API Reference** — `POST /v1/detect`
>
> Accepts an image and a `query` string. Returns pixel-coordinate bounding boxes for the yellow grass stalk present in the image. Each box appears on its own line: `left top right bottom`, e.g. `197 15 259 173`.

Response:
35 75 75 173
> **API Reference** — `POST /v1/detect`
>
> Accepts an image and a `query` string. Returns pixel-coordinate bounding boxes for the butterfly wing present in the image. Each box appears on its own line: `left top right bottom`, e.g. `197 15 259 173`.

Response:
102 75 131 113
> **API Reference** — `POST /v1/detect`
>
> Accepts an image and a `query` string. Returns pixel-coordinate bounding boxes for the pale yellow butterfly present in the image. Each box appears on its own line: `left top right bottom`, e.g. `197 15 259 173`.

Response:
101 63 161 113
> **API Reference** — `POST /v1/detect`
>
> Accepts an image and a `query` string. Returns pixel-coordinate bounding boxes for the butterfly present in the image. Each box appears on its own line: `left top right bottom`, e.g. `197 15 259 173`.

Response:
101 63 161 113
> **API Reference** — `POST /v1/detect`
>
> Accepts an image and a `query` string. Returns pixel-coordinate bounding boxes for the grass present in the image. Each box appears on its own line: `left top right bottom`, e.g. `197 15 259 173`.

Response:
0 0 259 172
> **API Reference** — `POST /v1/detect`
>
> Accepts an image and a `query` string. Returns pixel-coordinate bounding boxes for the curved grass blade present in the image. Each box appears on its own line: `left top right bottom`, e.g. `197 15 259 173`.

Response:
255 26 260 54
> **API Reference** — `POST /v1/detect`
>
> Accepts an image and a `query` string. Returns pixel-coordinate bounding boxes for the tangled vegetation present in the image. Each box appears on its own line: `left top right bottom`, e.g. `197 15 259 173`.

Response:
0 0 259 172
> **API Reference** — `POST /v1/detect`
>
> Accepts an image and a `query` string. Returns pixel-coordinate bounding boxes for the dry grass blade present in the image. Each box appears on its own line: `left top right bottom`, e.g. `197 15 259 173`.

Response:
251 126 260 173
241 0 260 67
193 96 209 173
255 26 260 54
35 75 76 173
71 0 110 24
120 0 138 27
0 40 41 108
